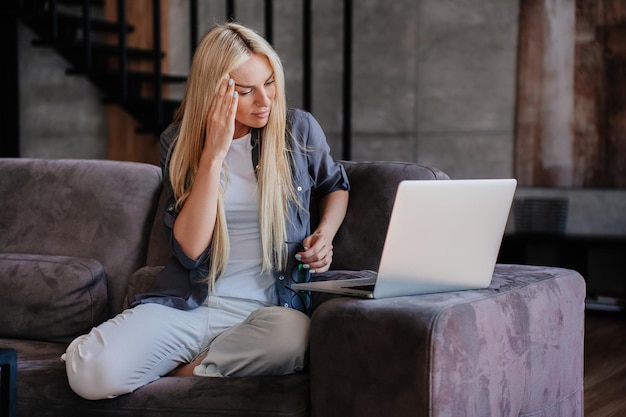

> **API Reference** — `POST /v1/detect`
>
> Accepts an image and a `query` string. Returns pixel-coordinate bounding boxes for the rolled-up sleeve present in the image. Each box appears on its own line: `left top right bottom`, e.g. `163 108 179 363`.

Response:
289 110 350 197
159 124 212 271
162 197 211 270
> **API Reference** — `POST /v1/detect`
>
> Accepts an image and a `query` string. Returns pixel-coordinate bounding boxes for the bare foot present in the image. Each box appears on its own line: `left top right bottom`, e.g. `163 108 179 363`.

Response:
167 353 207 377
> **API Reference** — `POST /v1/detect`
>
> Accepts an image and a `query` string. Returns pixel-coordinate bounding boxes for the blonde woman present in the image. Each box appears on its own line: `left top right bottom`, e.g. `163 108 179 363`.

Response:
62 22 349 400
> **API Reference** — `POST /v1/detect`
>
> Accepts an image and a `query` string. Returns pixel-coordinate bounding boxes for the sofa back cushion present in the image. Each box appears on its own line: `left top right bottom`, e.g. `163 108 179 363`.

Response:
147 160 449 273
145 188 173 267
330 161 449 271
146 161 450 272
0 159 162 315
0 254 108 342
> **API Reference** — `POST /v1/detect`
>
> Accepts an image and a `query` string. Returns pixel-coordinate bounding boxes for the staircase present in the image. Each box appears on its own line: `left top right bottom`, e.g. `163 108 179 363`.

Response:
11 0 355 160
19 0 184 136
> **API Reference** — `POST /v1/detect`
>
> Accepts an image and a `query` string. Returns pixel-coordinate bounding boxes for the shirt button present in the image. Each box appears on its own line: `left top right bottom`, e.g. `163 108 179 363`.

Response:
284 303 290 308
297 186 303 192
278 275 285 281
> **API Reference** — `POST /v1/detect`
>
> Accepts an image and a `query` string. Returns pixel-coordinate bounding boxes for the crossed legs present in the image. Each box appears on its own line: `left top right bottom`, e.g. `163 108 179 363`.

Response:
63 297 310 400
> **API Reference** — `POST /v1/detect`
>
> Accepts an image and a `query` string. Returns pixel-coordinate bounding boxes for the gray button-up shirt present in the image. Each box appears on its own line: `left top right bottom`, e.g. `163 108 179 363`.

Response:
151 109 349 314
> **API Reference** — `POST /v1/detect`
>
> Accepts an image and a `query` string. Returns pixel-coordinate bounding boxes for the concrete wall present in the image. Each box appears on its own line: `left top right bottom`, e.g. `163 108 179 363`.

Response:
17 0 626 236
18 24 107 159
166 0 519 178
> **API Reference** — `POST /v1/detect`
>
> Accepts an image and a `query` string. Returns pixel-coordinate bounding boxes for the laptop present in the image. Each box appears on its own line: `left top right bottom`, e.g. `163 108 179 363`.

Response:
291 178 517 299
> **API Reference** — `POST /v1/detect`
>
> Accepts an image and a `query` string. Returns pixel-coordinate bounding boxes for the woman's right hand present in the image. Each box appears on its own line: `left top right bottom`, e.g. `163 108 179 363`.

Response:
203 76 239 161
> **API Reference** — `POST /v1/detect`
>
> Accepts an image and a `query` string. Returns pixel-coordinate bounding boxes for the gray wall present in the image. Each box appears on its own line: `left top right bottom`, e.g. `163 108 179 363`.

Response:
19 24 107 159
166 0 519 179
18 0 626 236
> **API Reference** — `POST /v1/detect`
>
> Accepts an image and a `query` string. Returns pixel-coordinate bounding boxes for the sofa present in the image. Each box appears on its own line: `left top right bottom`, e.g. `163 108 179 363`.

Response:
0 157 585 417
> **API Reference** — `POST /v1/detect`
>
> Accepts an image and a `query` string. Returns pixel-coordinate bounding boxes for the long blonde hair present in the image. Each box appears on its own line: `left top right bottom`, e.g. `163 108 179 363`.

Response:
168 23 296 290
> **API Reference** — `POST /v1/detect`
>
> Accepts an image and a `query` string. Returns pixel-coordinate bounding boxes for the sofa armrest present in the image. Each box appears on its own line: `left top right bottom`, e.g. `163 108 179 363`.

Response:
308 265 585 417
0 254 108 343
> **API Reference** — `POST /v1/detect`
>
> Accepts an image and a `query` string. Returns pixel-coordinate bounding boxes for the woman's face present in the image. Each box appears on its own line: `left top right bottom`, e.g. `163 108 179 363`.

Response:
229 53 276 138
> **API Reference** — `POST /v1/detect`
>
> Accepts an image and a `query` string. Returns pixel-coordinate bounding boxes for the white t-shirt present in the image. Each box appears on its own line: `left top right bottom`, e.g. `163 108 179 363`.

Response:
214 133 277 305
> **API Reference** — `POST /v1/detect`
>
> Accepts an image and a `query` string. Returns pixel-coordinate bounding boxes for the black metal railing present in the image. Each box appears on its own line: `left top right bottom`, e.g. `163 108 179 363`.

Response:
2 2 20 158
11 0 353 159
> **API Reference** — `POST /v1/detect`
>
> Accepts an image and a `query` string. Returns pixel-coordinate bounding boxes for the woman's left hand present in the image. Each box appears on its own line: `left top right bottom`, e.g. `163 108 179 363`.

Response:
299 233 334 274
296 190 349 274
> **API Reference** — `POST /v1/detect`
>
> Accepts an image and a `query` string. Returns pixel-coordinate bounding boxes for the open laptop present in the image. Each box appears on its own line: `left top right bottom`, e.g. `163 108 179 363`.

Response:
291 178 517 299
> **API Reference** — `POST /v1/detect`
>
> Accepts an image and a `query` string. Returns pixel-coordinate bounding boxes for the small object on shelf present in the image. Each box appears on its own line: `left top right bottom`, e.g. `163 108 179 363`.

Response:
514 197 569 234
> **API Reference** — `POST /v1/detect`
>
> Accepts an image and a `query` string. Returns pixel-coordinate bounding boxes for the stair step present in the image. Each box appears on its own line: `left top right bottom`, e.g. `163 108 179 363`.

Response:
107 97 182 133
56 0 105 5
67 68 187 84
32 39 164 60
23 11 134 34
103 97 181 107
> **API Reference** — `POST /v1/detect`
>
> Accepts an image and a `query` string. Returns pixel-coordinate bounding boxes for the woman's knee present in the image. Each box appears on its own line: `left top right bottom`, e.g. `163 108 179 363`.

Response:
201 306 310 377
63 319 155 400
249 307 310 370
64 332 128 400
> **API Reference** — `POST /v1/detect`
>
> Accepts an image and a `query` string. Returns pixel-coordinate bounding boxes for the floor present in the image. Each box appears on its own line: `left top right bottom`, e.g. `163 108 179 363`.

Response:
584 310 626 417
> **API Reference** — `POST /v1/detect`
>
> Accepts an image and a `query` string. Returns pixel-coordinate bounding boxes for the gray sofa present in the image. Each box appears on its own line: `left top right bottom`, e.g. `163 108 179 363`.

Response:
0 157 585 417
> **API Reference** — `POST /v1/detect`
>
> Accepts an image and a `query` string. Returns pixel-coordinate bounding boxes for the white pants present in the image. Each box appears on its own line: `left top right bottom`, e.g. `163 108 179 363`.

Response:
62 296 310 400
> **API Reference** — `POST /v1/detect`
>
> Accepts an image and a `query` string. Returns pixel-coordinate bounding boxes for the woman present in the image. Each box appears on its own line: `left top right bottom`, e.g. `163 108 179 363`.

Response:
62 22 349 400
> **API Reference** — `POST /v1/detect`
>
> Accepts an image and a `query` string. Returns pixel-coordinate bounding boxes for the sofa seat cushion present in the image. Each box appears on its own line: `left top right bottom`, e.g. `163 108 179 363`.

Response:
0 338 309 417
0 254 108 343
